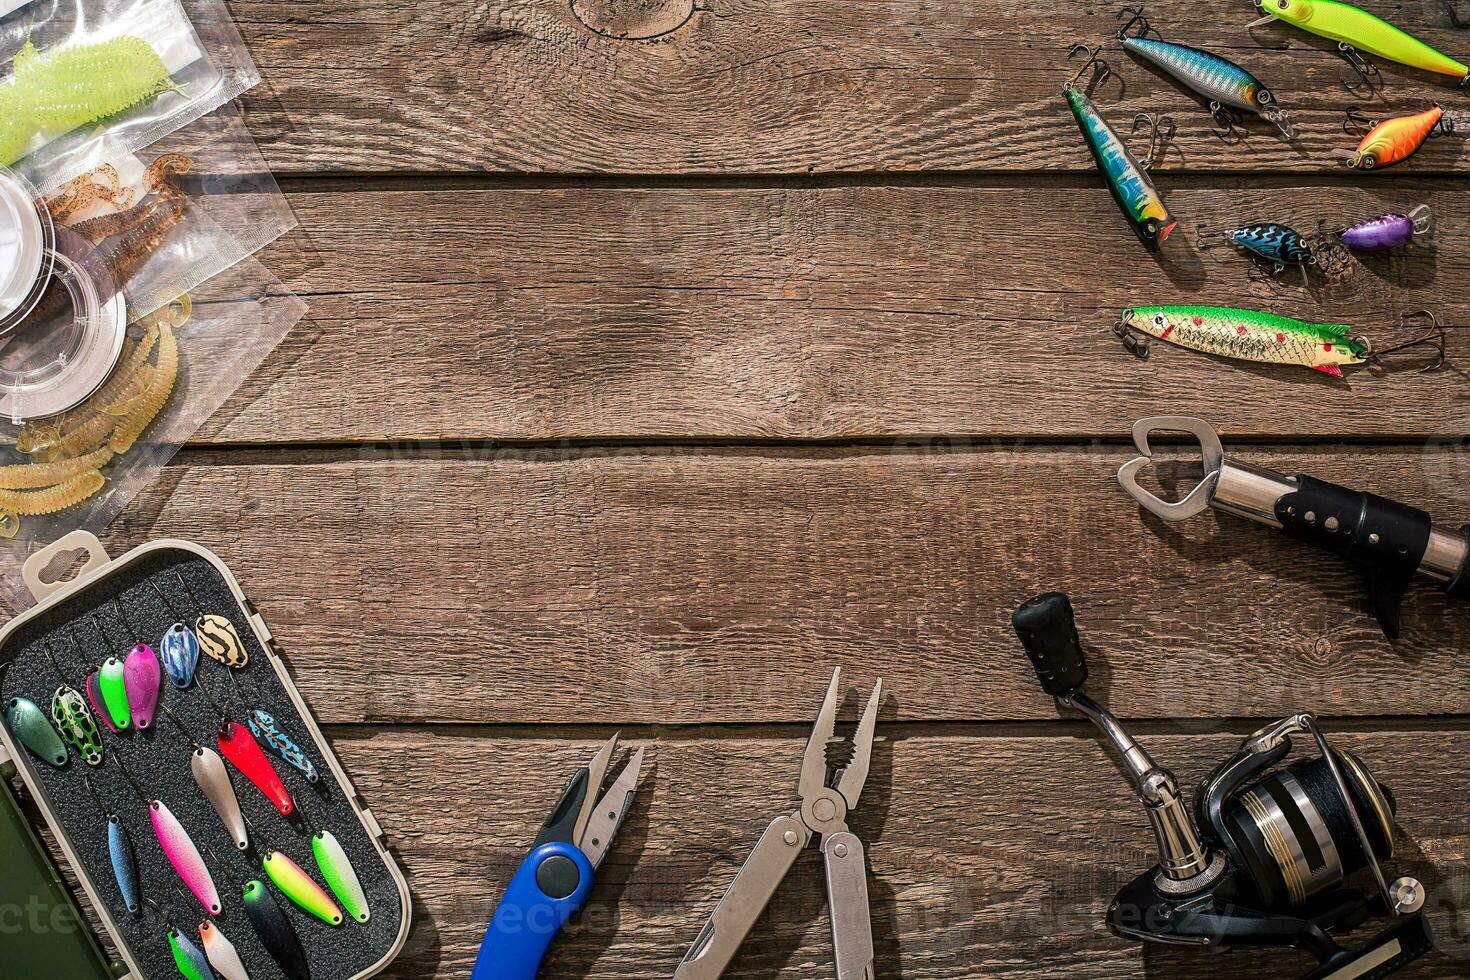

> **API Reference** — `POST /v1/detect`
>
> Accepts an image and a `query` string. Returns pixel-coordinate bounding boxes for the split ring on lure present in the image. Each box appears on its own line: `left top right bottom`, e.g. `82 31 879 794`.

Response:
5 694 68 766
1249 0 1470 90
150 799 222 916
1114 305 1447 375
1064 44 1177 250
243 880 312 980
1344 105 1454 169
198 920 251 980
123 643 160 730
248 709 319 784
264 849 345 926
1116 7 1295 138
314 829 371 923
1338 203 1432 250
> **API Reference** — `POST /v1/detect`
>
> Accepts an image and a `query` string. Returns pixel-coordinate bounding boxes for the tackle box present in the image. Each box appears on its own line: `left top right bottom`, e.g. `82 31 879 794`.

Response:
0 530 412 979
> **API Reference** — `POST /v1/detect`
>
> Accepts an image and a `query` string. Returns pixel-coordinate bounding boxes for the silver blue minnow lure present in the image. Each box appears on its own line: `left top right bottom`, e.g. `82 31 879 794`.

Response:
247 709 319 784
1118 7 1295 138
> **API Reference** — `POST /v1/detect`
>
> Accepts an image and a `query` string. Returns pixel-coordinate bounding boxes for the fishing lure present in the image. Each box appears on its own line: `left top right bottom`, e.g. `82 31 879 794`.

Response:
1117 7 1294 137
198 920 250 980
174 568 250 669
243 880 311 980
86 670 119 733
40 642 104 765
160 623 201 689
99 656 132 730
0 445 113 491
123 643 160 730
1344 105 1454 169
1249 0 1469 89
264 849 345 926
314 829 371 923
5 694 68 766
0 38 179 166
0 471 106 516
1338 204 1432 250
248 709 319 784
1064 44 1176 250
150 799 222 915
167 927 213 980
157 703 250 852
1115 305 1446 376
111 320 180 455
1201 222 1321 281
108 814 140 913
218 719 294 815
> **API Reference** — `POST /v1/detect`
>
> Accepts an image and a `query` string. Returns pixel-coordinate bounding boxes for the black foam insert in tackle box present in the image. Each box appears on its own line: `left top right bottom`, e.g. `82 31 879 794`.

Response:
0 531 411 979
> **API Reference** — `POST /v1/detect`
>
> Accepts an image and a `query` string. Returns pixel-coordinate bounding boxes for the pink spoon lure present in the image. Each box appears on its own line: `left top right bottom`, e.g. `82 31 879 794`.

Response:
149 799 221 915
123 644 160 729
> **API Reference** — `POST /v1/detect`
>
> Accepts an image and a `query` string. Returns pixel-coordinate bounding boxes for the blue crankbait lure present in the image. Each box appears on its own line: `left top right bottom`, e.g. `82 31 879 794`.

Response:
1117 7 1294 138
1064 44 1176 250
247 709 319 783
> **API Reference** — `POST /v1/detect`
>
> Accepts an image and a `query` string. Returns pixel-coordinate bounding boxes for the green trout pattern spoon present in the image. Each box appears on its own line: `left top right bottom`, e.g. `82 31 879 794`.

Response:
1117 306 1368 376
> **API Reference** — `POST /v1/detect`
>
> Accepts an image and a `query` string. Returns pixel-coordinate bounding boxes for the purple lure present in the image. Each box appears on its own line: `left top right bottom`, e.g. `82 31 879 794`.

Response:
123 644 160 730
1339 205 1430 253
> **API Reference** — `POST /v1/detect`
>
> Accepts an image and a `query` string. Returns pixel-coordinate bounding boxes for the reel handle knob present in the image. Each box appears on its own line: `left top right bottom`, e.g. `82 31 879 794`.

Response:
1012 592 1088 698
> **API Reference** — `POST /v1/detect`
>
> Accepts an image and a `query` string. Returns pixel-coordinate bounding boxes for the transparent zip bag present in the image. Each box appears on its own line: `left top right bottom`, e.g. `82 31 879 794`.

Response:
0 0 261 190
0 252 305 611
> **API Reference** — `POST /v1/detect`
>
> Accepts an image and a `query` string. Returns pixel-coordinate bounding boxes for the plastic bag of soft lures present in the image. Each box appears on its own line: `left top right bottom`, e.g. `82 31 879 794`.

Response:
0 0 260 191
0 531 412 979
0 255 306 612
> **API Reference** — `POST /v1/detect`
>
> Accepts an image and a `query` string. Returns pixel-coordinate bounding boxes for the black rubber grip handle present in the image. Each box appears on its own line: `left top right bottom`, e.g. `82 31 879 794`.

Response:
1012 593 1087 698
1274 475 1432 639
1448 524 1470 603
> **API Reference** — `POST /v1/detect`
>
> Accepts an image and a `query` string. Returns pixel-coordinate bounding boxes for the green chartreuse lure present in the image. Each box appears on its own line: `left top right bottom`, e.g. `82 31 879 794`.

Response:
0 37 179 166
1118 306 1367 376
313 830 370 923
264 849 345 926
1251 0 1469 84
98 657 132 730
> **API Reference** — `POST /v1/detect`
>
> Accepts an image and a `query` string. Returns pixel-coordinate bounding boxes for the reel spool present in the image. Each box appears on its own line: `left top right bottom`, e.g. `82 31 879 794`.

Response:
0 167 128 423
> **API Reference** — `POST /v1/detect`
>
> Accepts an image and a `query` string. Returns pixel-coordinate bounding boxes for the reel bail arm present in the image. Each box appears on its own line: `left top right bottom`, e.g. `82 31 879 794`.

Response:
1118 415 1470 637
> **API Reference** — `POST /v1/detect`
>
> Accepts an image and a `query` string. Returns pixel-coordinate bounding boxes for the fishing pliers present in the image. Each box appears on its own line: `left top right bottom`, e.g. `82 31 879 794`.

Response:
471 734 645 980
674 667 883 980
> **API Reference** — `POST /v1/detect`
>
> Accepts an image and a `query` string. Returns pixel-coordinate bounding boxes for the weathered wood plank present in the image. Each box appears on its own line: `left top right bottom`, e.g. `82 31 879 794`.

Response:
234 0 1470 174
104 448 1470 724
326 728 1470 978
207 182 1470 444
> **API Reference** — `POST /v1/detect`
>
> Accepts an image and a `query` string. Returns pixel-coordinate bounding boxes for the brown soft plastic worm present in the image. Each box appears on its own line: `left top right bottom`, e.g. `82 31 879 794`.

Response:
43 165 135 223
0 470 105 516
0 445 112 490
144 153 191 194
69 192 172 246
99 193 187 288
109 322 177 454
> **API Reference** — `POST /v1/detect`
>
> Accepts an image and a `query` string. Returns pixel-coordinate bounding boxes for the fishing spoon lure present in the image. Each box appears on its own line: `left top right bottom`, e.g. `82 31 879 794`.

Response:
80 773 140 914
198 919 250 980
195 671 295 816
243 879 312 980
264 848 345 926
2 662 68 767
1337 204 1432 250
248 709 319 784
113 752 223 915
1114 305 1447 376
1117 6 1295 138
1064 44 1177 250
1249 0 1469 91
175 570 249 669
39 641 104 765
314 829 371 923
151 580 201 689
1344 104 1455 169
156 703 249 852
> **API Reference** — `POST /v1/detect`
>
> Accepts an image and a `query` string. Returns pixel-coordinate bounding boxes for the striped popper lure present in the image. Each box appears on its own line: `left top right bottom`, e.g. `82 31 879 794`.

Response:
1116 305 1367 376
1340 204 1432 249
314 830 370 923
1064 45 1176 250
218 718 294 815
160 622 201 689
1250 0 1469 87
1345 105 1453 168
150 799 223 916
243 879 312 980
167 927 213 980
198 920 250 980
1117 7 1294 137
247 709 318 784
123 643 160 730
264 849 344 925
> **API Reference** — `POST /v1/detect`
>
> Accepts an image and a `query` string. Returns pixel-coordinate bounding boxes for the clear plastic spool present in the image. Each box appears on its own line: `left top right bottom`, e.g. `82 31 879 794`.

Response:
0 228 127 423
0 166 55 334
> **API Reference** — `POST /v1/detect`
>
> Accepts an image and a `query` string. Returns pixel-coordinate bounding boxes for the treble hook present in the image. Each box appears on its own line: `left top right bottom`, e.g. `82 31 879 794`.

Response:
1113 319 1152 359
1336 43 1381 95
1066 42 1113 93
1115 5 1153 39
1366 310 1448 372
1209 101 1244 142
1431 107 1456 138
1342 106 1377 136
1132 112 1176 169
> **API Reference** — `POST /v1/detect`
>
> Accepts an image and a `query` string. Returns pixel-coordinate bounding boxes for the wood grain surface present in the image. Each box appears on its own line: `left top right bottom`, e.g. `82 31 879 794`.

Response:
231 0 1470 174
23 0 1470 977
322 727 1470 978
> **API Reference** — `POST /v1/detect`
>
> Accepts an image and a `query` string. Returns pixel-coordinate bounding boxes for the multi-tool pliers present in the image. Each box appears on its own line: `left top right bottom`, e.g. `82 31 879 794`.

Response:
471 734 645 980
674 667 883 980
1118 415 1470 637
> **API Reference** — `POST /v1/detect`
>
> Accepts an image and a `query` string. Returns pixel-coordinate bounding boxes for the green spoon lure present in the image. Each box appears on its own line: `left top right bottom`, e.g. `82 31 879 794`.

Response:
5 694 68 766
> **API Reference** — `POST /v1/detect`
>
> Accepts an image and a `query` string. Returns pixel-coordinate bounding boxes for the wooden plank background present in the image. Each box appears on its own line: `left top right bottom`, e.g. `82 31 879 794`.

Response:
62 0 1470 976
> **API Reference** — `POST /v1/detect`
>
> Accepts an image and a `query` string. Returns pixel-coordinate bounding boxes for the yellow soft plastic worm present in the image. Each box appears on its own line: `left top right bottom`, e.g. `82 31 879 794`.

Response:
39 410 118 463
0 445 112 490
100 363 157 417
0 470 105 516
109 322 177 454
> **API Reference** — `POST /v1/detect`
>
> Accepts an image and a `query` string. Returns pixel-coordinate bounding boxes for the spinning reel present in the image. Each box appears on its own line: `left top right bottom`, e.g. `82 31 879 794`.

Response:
1012 592 1435 979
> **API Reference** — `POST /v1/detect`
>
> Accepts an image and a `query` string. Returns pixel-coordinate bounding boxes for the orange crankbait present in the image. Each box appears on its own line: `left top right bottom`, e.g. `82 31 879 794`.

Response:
1345 105 1454 169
